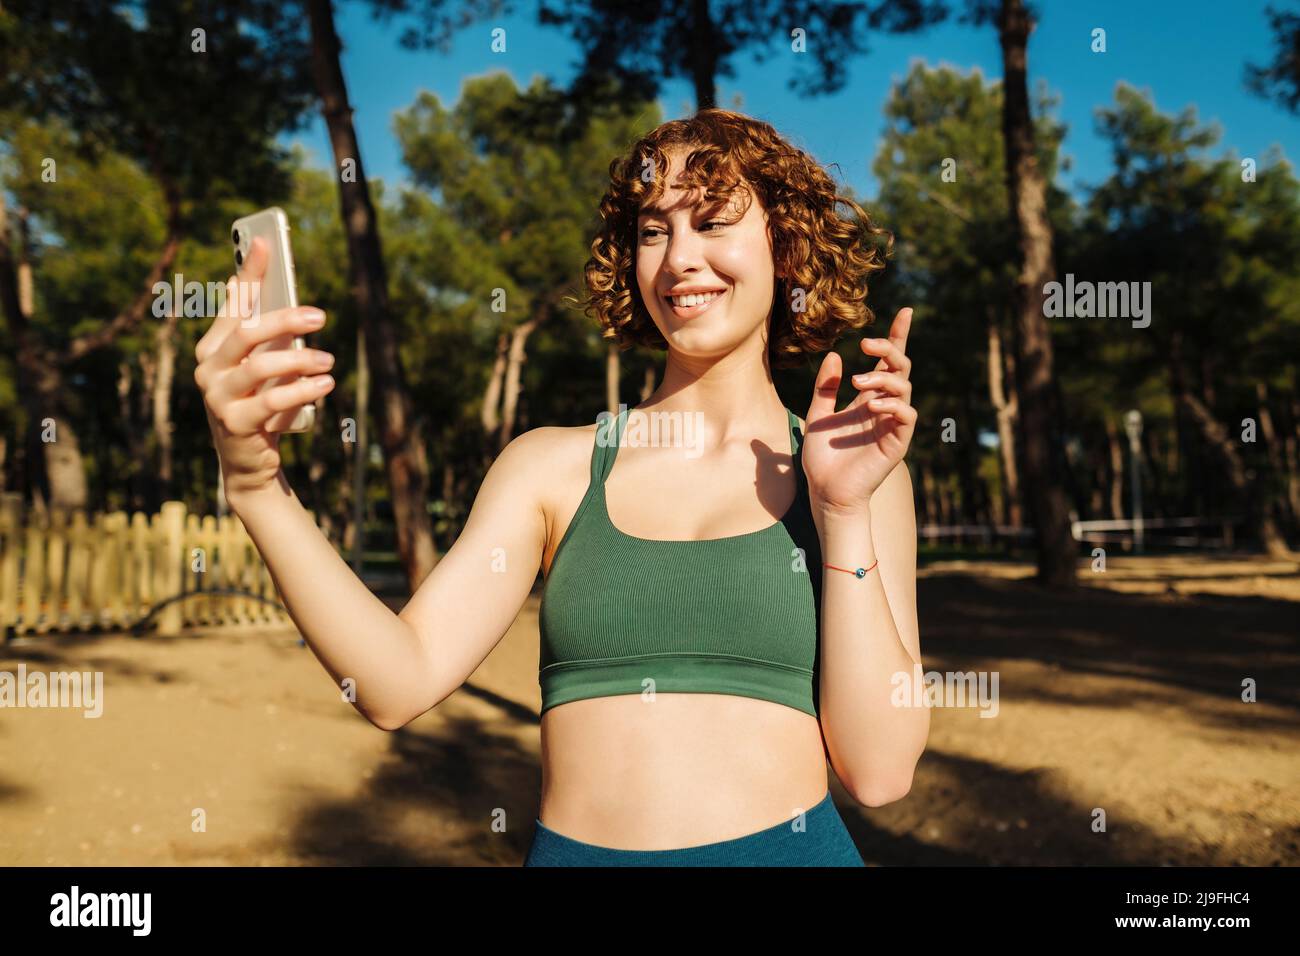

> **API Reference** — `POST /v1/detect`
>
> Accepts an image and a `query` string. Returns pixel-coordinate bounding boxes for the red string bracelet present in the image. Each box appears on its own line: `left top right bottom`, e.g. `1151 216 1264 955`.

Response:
824 559 879 579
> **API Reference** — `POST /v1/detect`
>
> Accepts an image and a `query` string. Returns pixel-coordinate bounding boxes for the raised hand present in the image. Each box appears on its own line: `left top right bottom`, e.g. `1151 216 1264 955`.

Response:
801 307 917 518
193 236 336 502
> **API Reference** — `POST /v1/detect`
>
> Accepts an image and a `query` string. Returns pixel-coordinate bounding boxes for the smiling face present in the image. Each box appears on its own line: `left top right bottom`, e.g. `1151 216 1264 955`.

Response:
634 149 781 361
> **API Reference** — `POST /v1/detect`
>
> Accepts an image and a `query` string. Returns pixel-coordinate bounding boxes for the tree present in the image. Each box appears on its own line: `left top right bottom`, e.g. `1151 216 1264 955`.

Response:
1245 2 1300 114
871 62 1074 532
394 73 656 455
535 0 949 111
0 0 313 509
1084 84 1300 556
996 0 1075 585
378 0 953 418
933 0 1077 585
306 0 437 591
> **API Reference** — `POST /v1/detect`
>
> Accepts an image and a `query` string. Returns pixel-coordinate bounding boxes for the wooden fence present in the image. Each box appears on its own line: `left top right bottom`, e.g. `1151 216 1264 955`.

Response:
0 494 306 637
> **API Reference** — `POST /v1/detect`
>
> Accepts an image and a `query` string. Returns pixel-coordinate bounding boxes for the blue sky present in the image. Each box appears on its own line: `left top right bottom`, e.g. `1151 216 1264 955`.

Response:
289 0 1299 203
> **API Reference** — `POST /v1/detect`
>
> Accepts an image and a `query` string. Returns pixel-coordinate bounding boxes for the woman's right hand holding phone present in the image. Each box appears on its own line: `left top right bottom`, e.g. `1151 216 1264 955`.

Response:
194 236 337 505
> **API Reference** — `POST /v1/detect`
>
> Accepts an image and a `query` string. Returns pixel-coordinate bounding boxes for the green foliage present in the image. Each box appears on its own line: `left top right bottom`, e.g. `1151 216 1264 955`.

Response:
869 63 1073 511
1 115 165 344
393 71 661 427
0 0 314 228
1079 83 1300 511
870 64 1300 526
2 32 1295 539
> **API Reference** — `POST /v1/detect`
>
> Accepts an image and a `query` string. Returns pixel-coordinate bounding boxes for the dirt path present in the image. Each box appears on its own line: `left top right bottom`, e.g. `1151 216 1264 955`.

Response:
2 554 1297 866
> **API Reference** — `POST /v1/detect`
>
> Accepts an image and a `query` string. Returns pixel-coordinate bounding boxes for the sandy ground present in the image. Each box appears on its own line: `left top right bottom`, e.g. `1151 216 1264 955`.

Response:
1 553 1297 866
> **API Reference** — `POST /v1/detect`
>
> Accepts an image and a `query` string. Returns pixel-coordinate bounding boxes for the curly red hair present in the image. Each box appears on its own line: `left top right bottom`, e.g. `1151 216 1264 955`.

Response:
576 108 893 368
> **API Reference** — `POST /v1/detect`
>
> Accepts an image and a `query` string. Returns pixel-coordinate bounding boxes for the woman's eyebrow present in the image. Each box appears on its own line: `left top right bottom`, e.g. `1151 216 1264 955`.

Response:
638 197 728 218
638 200 684 217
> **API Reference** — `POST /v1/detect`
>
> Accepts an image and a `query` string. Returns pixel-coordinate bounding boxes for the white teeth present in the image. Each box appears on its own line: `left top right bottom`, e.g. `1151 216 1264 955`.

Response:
670 291 722 307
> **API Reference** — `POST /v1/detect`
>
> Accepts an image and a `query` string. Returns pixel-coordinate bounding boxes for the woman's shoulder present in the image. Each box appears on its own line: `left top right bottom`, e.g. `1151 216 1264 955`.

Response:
502 419 603 521
510 418 602 462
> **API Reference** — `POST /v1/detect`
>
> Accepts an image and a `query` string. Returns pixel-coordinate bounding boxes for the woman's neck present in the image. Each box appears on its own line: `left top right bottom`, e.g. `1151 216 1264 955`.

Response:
641 340 790 447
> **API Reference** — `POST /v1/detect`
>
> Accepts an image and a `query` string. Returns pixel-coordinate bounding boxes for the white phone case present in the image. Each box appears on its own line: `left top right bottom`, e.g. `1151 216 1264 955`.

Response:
230 207 316 433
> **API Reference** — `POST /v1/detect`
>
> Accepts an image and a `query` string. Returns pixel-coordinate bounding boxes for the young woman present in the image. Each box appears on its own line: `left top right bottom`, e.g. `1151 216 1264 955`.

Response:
194 109 925 867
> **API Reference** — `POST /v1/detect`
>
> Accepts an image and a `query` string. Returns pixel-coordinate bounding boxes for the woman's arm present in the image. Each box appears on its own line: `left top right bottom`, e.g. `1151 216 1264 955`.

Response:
196 236 547 731
814 460 927 806
229 427 548 731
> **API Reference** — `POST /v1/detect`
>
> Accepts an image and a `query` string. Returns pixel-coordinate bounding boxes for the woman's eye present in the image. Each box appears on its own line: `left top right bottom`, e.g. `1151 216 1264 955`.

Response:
640 220 728 240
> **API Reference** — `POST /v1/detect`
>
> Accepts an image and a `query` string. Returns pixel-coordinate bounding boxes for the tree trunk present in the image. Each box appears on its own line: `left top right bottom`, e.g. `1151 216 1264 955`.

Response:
986 313 1022 526
1283 397 1300 528
479 330 508 472
1161 423 1178 511
1255 382 1295 532
1 198 87 510
1103 415 1125 519
307 0 437 591
1169 335 1292 556
998 0 1076 588
919 466 936 529
689 0 719 110
0 196 33 500
40 406 89 510
1087 459 1104 521
938 480 955 538
481 330 508 438
957 391 986 527
119 360 148 511
152 308 179 496
1145 429 1164 522
1170 394 1193 516
2 181 182 511
498 313 543 452
135 334 162 500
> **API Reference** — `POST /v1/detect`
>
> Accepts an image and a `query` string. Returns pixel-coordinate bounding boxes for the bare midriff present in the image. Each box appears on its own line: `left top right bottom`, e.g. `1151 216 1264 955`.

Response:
537 693 830 850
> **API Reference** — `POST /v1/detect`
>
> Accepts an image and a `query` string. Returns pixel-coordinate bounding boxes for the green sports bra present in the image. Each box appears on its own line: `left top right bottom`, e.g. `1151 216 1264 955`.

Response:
538 405 825 719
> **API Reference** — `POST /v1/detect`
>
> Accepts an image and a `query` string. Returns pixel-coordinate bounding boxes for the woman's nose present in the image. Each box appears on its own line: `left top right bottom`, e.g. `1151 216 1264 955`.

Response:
663 231 706 272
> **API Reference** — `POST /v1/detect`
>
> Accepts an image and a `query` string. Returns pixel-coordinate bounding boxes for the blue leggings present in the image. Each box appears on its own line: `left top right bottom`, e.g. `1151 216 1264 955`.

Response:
523 789 865 866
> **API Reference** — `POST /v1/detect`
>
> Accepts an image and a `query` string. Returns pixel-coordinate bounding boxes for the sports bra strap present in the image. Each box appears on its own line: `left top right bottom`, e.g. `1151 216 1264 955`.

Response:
589 407 626 486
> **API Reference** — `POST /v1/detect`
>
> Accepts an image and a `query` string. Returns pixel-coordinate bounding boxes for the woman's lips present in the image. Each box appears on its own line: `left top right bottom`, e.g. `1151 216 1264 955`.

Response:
666 288 727 319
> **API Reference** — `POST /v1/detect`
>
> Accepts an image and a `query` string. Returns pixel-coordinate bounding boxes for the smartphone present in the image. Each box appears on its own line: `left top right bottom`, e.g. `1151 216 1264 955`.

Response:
230 206 316 433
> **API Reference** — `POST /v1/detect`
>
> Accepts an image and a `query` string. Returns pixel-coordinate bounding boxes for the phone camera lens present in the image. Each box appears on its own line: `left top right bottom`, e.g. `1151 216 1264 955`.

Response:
232 229 240 245
235 248 244 267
